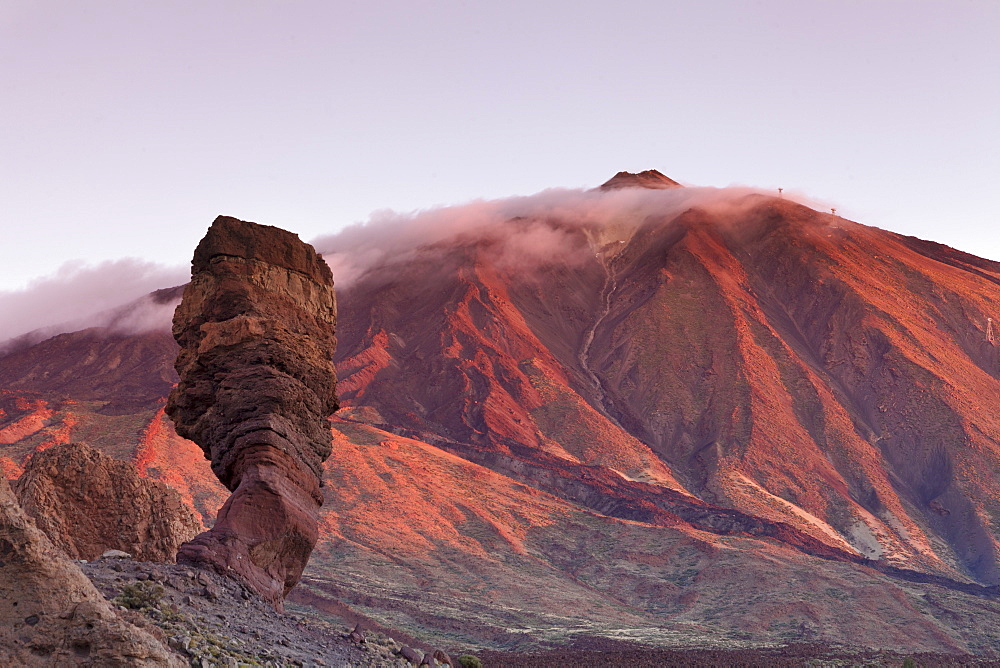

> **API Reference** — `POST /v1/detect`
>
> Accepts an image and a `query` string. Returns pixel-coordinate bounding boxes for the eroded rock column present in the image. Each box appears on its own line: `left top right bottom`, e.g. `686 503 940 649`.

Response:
166 216 338 610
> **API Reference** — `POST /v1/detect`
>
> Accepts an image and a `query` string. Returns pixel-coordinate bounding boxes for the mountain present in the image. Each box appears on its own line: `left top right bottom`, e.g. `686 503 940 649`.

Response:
4 175 1000 656
334 186 1000 581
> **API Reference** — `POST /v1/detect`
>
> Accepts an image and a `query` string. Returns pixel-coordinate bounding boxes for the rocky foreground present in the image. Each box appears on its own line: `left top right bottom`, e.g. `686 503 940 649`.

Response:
1 463 466 666
78 554 405 667
39 549 1000 668
25 545 1000 668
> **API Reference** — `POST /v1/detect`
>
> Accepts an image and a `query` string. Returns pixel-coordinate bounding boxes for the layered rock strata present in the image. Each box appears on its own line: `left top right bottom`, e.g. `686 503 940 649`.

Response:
15 442 201 562
166 216 338 610
0 477 182 666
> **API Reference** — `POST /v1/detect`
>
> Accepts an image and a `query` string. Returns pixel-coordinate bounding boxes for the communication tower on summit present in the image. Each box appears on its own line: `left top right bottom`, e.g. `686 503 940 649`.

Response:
778 187 783 197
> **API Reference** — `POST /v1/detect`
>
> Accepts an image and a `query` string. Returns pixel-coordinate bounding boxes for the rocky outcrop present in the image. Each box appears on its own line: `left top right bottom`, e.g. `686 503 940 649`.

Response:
0 477 182 666
166 215 338 610
14 442 201 562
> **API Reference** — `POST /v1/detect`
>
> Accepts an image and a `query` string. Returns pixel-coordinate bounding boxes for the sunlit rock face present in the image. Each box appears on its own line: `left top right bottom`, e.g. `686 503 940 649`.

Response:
166 215 338 610
332 184 1000 587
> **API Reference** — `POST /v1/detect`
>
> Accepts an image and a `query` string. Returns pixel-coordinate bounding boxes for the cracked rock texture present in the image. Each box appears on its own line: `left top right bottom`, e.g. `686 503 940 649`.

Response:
0 477 182 666
166 215 338 610
14 442 201 563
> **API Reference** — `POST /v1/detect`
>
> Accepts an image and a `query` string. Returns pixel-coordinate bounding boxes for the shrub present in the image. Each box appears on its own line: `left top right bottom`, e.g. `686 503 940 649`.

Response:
457 655 482 668
113 581 165 610
159 604 185 622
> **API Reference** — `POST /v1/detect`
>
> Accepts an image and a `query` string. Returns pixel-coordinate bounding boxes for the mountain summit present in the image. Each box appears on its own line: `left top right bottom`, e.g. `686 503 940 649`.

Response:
599 169 682 190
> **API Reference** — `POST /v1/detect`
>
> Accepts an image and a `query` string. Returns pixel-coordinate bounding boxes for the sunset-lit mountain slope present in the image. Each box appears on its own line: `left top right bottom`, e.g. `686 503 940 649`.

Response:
333 191 1000 587
305 417 1000 653
4 178 1000 652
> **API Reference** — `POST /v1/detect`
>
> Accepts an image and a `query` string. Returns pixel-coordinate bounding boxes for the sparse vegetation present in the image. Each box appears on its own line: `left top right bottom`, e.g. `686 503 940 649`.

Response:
158 603 185 622
457 654 483 668
113 581 164 610
824 587 850 601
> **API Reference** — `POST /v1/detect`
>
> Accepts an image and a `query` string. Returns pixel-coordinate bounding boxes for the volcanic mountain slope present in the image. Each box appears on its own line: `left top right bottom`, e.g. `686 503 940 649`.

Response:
332 189 1000 588
4 177 1000 654
303 417 1000 655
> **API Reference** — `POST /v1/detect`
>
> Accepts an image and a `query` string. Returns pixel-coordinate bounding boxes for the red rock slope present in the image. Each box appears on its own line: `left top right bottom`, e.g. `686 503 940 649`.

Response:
333 188 1000 589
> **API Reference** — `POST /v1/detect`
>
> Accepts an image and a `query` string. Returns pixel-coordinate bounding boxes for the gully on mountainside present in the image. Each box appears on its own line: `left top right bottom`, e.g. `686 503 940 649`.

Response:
577 239 627 431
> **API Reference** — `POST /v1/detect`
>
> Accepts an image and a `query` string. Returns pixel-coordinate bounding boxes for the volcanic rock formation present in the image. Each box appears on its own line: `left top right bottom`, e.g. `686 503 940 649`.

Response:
14 442 200 562
165 216 338 610
0 477 182 666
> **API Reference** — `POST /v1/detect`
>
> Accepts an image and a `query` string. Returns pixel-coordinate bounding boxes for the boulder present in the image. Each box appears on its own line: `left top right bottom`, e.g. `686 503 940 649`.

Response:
0 477 183 666
14 442 201 563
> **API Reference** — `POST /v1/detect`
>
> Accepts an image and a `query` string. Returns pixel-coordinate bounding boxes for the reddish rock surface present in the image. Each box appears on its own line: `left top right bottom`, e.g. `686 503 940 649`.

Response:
14 442 200 562
0 477 182 666
165 215 338 610
331 186 1000 587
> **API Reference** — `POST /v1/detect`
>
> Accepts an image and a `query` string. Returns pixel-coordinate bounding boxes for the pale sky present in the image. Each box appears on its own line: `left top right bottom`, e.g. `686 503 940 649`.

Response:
1 1 998 294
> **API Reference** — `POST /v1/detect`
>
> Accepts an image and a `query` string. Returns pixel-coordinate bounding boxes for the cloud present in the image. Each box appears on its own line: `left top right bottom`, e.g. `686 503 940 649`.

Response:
0 182 838 347
0 259 188 345
312 184 806 288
